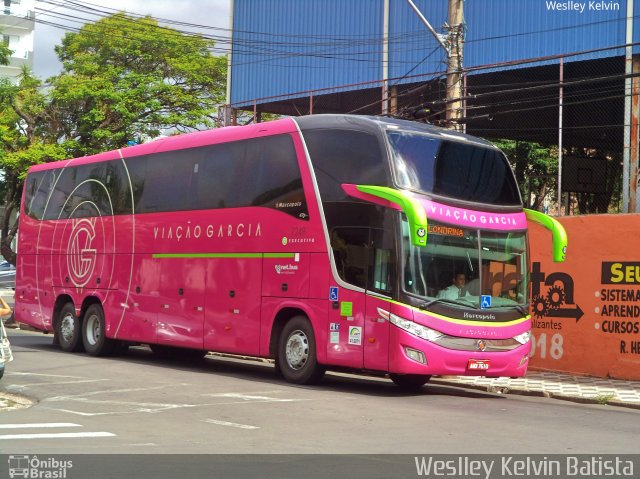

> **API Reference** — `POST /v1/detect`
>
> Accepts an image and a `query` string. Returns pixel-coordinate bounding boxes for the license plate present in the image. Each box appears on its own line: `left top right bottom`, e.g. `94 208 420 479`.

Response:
467 359 490 371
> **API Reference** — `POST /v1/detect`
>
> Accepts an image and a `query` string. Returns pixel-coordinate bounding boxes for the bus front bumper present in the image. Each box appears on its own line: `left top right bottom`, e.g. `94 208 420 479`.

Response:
389 328 531 378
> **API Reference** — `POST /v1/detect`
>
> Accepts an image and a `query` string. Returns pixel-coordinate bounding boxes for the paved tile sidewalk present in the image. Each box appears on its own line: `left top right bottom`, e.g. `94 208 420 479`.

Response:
433 370 640 408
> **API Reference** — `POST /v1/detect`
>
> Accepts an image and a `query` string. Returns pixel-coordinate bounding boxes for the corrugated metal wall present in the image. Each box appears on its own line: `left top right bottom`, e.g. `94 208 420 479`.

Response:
231 0 383 107
464 0 628 67
387 0 448 81
230 0 637 105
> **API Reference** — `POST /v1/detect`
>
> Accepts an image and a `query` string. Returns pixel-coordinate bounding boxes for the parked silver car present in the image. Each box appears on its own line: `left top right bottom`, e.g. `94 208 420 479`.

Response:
0 261 15 290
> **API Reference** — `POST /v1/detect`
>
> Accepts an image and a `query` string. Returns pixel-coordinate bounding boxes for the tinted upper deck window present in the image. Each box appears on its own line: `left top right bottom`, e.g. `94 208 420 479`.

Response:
387 131 521 206
301 129 387 201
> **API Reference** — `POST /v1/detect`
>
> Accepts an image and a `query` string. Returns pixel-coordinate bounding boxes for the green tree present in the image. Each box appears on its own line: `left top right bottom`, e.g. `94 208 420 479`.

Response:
0 13 227 264
49 13 226 156
0 70 68 263
494 139 558 211
0 37 11 66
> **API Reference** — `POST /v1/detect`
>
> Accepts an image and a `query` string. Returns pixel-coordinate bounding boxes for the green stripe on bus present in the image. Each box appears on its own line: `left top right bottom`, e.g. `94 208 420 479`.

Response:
152 253 296 259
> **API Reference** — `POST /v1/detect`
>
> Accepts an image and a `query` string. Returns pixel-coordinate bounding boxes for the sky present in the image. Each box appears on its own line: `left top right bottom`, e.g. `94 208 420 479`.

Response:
33 0 231 79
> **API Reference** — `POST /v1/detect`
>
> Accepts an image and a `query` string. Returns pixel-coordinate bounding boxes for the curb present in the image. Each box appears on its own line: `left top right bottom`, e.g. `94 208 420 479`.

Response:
430 378 640 410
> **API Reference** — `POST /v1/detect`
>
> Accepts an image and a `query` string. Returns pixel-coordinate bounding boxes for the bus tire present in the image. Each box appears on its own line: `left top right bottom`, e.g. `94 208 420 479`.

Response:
57 302 83 352
82 304 115 357
389 373 431 390
277 316 325 385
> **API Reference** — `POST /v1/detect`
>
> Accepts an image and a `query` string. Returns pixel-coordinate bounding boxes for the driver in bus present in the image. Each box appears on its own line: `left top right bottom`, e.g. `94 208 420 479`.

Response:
437 271 468 300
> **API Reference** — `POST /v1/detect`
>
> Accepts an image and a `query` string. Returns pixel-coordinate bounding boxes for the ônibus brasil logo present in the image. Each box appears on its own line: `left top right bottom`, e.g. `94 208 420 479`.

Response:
67 218 97 287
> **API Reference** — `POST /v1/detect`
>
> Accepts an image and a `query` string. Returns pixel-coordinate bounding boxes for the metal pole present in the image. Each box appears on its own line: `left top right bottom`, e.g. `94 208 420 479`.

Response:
557 58 564 216
634 56 640 213
225 0 235 115
446 0 463 130
462 73 468 134
405 0 450 55
624 0 634 212
309 92 313 115
382 0 390 115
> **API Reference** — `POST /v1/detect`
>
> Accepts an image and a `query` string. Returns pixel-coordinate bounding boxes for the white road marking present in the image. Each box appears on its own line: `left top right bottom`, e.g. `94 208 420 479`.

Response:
202 393 296 402
0 423 81 429
204 419 259 430
0 432 115 440
8 379 109 388
45 385 188 401
9 372 89 378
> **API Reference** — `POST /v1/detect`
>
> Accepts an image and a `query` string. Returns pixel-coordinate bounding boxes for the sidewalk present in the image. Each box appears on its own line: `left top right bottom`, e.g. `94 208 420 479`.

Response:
432 370 640 409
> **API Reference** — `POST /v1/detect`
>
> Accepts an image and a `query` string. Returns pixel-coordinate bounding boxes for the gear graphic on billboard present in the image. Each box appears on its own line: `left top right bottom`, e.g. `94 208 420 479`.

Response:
531 262 583 322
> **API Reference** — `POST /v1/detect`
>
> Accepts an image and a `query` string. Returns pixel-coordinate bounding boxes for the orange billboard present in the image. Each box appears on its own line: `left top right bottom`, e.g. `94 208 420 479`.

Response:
529 214 640 380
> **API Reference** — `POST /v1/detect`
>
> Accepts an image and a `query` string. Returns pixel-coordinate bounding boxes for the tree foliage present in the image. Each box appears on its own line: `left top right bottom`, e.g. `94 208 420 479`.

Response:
494 139 558 211
0 71 68 263
0 13 227 264
50 13 226 156
0 29 11 66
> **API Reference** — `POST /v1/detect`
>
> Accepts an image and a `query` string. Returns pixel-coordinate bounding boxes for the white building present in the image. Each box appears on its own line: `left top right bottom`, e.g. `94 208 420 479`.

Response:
0 0 35 82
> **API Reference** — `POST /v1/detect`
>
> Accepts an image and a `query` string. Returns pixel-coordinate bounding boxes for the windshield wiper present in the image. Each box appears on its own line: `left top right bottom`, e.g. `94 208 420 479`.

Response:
419 298 462 309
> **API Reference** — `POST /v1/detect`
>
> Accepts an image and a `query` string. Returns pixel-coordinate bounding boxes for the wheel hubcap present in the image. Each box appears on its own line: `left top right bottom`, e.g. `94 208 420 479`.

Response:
60 313 75 343
85 314 100 346
285 330 309 370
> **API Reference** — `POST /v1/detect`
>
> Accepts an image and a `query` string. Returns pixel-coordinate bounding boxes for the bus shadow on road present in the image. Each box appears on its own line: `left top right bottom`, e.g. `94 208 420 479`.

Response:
8 332 506 401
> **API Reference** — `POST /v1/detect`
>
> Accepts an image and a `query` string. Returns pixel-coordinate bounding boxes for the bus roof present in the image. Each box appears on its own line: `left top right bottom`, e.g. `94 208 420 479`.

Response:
27 114 497 174
27 117 298 173
294 114 497 149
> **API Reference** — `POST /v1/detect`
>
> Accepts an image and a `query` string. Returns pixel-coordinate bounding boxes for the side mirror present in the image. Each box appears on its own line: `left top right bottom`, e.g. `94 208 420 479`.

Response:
342 184 428 247
524 209 567 262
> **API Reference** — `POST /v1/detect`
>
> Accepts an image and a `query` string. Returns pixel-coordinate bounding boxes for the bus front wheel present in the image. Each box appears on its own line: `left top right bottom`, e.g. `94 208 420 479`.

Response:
389 373 431 390
56 303 83 352
82 304 115 357
277 316 325 385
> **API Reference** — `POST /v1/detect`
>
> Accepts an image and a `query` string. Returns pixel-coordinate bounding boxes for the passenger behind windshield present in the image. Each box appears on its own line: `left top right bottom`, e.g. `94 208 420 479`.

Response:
437 271 469 300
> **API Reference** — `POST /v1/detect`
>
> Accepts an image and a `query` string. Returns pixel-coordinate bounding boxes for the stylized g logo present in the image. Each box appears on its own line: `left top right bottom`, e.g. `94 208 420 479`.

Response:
67 218 97 287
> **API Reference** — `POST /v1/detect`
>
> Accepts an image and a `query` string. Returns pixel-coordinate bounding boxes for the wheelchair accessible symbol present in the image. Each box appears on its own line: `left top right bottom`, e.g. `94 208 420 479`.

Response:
329 287 339 301
481 295 491 309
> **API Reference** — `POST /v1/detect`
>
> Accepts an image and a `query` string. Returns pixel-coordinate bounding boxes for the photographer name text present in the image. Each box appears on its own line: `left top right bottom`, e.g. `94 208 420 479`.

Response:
546 1 620 13
415 456 634 479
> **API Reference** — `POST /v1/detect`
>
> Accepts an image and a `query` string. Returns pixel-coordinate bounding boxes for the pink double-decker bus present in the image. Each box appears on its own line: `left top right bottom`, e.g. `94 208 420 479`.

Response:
15 115 566 387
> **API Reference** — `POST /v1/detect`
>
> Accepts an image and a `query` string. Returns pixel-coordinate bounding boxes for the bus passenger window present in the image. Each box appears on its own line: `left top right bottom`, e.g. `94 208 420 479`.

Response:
331 228 368 289
369 228 395 295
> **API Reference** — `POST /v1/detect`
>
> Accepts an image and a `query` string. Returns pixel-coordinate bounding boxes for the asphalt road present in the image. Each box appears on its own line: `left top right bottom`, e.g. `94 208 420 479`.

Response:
1 330 639 459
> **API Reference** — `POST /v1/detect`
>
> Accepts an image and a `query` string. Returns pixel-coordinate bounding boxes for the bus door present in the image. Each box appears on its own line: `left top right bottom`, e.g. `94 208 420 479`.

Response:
326 227 368 369
363 228 394 372
156 258 205 349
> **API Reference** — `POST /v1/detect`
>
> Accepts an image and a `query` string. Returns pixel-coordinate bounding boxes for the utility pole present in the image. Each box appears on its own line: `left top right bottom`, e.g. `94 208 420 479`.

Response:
406 0 464 130
446 0 464 131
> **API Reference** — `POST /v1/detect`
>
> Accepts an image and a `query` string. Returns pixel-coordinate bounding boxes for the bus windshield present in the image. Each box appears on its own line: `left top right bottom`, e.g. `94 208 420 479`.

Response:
387 130 521 206
402 218 528 309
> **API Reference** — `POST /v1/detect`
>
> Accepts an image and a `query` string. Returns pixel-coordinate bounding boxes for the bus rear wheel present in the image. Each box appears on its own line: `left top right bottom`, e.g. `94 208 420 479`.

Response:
389 374 431 390
56 303 83 352
82 304 115 356
277 316 325 385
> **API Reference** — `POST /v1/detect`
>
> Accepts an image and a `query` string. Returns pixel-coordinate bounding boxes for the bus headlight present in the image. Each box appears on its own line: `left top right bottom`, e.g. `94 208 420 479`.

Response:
389 313 444 342
513 330 531 345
